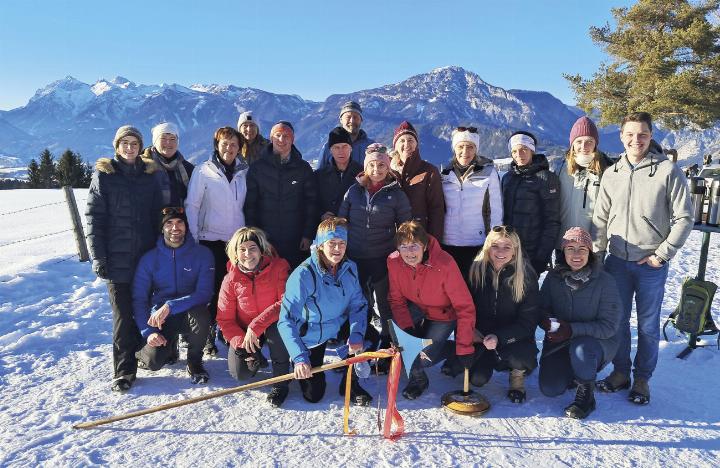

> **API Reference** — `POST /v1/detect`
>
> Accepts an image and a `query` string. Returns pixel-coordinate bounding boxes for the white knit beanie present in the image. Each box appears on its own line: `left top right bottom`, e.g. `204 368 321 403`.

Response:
151 122 180 148
451 129 480 150
237 111 260 132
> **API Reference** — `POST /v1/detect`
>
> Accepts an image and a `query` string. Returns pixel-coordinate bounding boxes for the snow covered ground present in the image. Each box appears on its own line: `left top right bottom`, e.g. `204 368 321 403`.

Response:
0 189 719 467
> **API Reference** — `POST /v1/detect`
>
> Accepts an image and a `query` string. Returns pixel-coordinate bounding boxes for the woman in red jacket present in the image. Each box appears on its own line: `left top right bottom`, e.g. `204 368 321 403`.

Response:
387 221 476 399
217 227 291 407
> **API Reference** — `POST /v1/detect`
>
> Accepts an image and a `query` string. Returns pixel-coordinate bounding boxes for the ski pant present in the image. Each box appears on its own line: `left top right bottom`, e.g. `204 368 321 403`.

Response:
442 244 481 281
605 254 669 380
467 339 538 387
228 323 290 385
539 336 606 397
296 342 328 403
355 256 391 346
136 305 210 369
200 240 229 340
107 282 142 380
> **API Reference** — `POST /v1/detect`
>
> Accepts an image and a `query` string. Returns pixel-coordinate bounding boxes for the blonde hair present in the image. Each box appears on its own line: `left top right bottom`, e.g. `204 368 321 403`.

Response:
469 228 526 302
564 147 607 176
225 227 273 265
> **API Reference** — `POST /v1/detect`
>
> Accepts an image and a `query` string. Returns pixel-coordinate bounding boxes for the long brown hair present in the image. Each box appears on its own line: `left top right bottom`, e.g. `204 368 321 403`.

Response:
564 148 608 176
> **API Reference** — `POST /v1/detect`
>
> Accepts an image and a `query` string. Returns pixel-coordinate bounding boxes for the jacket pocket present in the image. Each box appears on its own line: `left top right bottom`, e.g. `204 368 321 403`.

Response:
641 216 664 240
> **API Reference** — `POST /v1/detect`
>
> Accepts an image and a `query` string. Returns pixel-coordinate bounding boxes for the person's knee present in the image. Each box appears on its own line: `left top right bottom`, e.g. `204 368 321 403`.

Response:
469 370 490 387
188 305 210 330
141 348 167 371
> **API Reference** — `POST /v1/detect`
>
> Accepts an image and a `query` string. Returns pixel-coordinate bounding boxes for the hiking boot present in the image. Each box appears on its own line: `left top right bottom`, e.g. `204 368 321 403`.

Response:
565 382 596 419
508 369 526 403
629 378 650 405
267 385 289 408
339 373 373 406
187 362 209 384
204 325 219 357
596 370 631 393
402 374 429 400
111 375 135 393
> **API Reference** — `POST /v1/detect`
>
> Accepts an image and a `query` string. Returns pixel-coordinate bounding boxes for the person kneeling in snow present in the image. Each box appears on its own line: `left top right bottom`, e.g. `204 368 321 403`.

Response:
217 227 292 408
132 207 215 384
277 217 372 406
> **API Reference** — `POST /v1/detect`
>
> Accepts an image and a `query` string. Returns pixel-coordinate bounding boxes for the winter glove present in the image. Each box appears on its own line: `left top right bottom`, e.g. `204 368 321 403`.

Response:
540 318 552 332
92 259 108 279
457 354 475 369
547 320 572 343
230 335 244 350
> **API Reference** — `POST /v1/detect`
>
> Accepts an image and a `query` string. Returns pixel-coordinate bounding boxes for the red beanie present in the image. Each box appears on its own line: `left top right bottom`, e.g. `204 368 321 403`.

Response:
561 227 593 250
569 116 599 148
392 121 418 148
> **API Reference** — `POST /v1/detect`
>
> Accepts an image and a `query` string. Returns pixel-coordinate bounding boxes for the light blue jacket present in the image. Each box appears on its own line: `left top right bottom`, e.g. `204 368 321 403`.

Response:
277 248 368 364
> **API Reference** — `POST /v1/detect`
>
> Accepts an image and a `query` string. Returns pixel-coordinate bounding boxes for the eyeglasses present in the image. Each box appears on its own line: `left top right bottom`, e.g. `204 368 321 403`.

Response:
162 206 185 216
491 225 515 234
366 143 388 154
456 126 478 133
398 243 423 253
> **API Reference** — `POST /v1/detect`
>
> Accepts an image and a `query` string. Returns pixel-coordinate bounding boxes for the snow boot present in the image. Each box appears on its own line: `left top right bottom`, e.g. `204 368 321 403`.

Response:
111 375 135 393
596 370 630 393
508 369 526 403
402 373 429 400
564 382 596 419
267 385 289 408
187 361 209 384
339 372 373 406
628 378 650 405
204 325 219 357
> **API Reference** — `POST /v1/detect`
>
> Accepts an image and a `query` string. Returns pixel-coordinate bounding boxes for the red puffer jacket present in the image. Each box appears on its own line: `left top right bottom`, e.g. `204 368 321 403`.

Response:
387 236 476 356
217 253 290 341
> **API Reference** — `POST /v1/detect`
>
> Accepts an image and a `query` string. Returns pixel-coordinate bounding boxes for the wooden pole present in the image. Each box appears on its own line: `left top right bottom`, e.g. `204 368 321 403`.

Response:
63 185 89 262
73 352 391 430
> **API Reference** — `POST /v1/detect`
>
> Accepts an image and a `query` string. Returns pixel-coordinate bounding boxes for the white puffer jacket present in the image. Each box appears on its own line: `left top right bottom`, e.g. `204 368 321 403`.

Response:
441 157 503 247
185 156 248 242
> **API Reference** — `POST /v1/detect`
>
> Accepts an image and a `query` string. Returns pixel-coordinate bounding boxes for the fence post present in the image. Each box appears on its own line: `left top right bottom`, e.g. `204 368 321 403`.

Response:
63 185 90 262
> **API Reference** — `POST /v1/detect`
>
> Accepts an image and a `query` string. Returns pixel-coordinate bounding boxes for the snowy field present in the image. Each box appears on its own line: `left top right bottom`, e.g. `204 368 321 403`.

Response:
0 189 719 467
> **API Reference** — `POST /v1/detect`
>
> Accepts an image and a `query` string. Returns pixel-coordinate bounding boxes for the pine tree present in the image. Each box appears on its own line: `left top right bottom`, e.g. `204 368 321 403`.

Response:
37 149 57 188
27 159 42 188
565 0 720 130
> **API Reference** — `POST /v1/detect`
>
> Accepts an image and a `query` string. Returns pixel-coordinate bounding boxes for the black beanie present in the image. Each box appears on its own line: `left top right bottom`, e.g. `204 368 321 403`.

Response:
327 126 352 148
160 207 189 232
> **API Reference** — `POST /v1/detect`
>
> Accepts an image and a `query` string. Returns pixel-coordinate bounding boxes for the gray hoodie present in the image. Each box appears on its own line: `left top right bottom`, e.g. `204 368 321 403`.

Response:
592 146 692 262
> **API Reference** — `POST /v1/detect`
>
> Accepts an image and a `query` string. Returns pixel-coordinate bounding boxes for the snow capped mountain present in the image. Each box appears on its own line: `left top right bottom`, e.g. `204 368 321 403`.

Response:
0 67 717 170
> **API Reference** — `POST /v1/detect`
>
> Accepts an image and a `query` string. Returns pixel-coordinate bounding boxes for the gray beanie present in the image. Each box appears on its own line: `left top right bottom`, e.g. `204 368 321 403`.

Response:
237 111 260 132
113 125 144 150
339 101 362 120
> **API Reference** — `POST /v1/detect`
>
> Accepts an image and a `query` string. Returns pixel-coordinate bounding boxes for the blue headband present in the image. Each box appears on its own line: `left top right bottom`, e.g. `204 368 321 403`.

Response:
314 226 348 246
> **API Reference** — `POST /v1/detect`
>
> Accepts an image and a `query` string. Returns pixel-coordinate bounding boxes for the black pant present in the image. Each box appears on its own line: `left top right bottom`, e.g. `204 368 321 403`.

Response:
539 336 606 397
467 339 538 387
136 305 210 369
297 342 328 403
442 244 481 281
355 256 390 344
199 240 229 324
228 323 290 383
107 282 142 379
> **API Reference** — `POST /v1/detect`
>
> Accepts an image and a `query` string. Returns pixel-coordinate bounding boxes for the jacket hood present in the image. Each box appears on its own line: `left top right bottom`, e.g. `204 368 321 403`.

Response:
613 142 667 175
96 156 159 175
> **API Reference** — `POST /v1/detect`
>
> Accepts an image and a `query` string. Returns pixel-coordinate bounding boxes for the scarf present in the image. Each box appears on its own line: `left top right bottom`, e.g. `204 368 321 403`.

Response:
558 263 592 291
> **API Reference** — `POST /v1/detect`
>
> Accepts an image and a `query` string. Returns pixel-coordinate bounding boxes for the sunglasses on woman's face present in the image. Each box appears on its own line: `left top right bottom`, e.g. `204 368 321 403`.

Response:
491 225 515 234
456 126 478 133
162 206 185 216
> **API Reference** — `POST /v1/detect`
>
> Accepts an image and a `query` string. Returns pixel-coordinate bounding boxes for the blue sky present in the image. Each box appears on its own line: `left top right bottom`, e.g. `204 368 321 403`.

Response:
0 0 632 110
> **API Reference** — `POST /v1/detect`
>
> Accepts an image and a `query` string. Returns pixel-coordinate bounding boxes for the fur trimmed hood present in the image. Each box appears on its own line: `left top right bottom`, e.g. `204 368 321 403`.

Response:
95 156 159 175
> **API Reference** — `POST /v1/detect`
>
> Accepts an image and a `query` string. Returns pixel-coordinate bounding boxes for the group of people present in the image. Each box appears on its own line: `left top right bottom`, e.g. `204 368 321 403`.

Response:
85 102 693 419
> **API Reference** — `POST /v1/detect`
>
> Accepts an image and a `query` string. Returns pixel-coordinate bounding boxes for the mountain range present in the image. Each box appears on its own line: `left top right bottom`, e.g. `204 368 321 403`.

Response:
0 66 718 170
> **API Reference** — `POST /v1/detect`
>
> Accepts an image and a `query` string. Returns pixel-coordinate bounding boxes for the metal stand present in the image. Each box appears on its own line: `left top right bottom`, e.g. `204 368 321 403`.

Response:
662 225 720 358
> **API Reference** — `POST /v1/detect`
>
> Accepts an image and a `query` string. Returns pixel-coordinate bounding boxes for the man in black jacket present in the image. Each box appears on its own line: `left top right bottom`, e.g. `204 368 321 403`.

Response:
244 121 317 269
315 127 363 224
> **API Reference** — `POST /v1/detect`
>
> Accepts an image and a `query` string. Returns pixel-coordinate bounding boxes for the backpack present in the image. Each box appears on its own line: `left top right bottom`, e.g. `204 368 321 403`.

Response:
671 278 717 334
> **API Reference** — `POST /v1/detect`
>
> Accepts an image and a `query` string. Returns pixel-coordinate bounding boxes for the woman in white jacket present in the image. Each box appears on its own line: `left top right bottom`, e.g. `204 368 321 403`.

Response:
440 126 503 278
185 126 248 355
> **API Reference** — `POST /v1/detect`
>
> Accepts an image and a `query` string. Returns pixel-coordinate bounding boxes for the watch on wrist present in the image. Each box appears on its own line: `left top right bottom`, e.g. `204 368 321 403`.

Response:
655 255 666 265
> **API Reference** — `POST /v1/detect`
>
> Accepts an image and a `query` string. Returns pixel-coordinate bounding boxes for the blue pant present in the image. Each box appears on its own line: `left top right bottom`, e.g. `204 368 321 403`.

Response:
406 303 456 383
605 254 669 380
539 336 605 396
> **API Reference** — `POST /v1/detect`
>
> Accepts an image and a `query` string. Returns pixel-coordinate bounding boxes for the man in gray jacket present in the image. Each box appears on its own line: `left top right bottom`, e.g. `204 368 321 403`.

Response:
592 111 692 405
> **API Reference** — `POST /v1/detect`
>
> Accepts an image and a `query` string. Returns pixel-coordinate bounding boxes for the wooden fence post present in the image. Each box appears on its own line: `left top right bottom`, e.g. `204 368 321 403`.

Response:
63 185 90 262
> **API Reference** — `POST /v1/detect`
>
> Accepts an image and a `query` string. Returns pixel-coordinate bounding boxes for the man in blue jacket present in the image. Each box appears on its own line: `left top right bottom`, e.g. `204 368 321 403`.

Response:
132 207 215 384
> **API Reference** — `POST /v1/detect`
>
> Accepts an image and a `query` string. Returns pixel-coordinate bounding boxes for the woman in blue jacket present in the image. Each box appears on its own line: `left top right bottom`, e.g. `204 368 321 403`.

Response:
277 217 371 405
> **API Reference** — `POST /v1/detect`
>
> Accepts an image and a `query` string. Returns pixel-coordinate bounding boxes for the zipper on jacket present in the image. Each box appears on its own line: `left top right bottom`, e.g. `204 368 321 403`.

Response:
582 179 589 209
641 216 664 238
625 169 633 259
173 249 178 297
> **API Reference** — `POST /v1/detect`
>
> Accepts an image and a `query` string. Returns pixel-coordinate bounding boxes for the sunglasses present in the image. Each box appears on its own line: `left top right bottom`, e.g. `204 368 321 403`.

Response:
162 206 185 216
367 143 388 154
456 126 478 133
491 225 515 234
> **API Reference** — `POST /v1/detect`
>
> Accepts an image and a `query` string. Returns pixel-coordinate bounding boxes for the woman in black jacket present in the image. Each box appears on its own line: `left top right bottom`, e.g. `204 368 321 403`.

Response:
445 225 539 403
538 227 621 419
501 131 561 274
85 125 163 392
